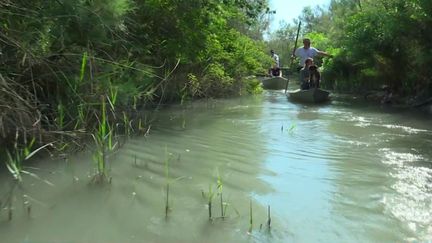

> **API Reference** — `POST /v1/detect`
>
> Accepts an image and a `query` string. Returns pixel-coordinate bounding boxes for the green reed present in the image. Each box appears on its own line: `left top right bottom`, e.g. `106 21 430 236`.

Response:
248 199 253 233
205 184 215 220
80 51 88 83
5 136 53 184
217 172 226 218
288 123 296 133
90 95 112 184
108 82 118 111
3 135 53 220
201 171 232 220
133 95 138 110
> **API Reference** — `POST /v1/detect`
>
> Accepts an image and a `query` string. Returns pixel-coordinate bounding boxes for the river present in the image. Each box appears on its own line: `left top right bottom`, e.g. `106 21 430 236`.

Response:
1 90 431 242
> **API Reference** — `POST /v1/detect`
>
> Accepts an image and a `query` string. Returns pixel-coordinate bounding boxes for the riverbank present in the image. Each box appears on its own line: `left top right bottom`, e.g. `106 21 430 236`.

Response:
349 89 432 115
0 0 271 165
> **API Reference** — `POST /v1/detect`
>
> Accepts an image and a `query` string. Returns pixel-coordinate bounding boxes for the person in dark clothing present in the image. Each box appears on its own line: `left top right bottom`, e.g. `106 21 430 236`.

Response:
308 65 321 88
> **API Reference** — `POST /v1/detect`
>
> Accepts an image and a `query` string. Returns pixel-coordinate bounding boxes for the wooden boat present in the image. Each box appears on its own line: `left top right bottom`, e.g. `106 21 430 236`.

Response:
261 76 288 90
287 88 330 103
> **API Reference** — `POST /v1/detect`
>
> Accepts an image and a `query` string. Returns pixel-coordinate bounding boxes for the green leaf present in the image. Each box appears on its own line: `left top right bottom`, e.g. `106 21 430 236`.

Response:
80 51 88 82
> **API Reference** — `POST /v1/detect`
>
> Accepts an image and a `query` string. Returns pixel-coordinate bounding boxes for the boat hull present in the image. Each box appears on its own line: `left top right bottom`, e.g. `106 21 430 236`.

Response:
287 88 330 103
261 76 288 90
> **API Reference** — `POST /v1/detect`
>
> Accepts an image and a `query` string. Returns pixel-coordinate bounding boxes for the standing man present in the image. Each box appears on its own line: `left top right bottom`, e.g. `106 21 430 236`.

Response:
271 49 280 68
270 49 281 77
293 38 332 70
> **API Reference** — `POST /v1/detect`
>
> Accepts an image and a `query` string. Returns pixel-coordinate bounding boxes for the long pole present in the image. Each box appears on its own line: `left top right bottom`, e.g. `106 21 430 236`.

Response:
285 21 301 93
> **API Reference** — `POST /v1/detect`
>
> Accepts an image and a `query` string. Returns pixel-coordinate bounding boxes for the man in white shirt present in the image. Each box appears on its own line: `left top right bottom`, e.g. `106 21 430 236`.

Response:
270 50 281 77
271 49 280 68
294 38 332 70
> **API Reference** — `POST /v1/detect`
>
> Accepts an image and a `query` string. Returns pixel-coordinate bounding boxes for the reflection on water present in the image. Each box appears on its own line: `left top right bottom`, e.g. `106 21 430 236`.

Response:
0 90 431 242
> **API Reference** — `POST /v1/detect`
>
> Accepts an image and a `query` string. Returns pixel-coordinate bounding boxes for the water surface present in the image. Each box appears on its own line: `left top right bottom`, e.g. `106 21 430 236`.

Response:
1 90 431 242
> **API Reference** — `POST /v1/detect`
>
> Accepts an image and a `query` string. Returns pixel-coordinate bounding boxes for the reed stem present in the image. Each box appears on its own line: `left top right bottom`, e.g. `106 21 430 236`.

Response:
267 205 271 229
165 183 169 218
208 201 212 219
248 199 253 233
220 193 224 218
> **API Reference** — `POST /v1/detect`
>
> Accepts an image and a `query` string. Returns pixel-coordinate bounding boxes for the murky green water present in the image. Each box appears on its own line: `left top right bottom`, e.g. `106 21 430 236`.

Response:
1 91 431 242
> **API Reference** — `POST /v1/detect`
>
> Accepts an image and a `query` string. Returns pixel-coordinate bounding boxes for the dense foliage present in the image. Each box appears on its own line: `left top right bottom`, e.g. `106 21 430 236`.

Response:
268 0 432 100
0 0 271 150
4 0 431 160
